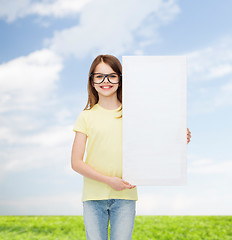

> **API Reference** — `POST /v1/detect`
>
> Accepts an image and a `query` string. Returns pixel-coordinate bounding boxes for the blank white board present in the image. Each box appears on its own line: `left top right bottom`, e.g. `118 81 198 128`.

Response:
122 56 187 186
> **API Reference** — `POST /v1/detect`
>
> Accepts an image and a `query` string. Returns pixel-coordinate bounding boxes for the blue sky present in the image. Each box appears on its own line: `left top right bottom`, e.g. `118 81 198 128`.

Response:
0 0 232 215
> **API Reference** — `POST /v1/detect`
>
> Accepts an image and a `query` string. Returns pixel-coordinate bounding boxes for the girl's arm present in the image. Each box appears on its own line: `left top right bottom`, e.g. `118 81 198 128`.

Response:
71 132 135 190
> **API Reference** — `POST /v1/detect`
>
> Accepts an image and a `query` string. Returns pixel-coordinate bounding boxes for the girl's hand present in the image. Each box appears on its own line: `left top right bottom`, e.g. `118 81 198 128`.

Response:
187 128 191 144
107 177 136 191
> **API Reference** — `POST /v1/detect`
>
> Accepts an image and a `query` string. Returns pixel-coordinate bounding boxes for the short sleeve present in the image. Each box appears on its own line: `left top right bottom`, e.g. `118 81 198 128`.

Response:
73 111 88 136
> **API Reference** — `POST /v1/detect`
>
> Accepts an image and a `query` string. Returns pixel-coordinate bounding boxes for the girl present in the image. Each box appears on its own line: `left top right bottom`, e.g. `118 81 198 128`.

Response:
71 54 191 240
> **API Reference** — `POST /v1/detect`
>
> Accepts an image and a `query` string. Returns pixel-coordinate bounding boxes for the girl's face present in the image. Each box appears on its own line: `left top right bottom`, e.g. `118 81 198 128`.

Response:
92 62 120 98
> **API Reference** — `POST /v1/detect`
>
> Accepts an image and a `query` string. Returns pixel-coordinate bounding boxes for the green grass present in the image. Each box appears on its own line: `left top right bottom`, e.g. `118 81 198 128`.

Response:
0 216 231 240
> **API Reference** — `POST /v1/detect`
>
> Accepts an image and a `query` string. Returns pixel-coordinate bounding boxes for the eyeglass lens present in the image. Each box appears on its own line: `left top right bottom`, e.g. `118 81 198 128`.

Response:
92 73 120 83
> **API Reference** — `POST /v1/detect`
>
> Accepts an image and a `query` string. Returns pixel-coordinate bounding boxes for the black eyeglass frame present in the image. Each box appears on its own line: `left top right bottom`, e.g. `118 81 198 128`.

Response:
90 73 122 84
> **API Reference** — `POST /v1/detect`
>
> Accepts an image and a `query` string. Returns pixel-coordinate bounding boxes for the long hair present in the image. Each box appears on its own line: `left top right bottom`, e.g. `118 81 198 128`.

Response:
83 54 122 118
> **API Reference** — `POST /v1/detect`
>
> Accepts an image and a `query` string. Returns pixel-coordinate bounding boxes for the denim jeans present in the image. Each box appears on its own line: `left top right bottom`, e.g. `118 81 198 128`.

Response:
83 199 136 240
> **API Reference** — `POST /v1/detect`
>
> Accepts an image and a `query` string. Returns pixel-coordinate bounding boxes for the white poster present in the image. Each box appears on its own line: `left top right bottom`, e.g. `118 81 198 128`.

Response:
122 56 187 186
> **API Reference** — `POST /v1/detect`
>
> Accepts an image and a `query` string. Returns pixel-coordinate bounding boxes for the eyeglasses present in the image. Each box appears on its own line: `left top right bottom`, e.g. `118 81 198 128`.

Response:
90 72 121 84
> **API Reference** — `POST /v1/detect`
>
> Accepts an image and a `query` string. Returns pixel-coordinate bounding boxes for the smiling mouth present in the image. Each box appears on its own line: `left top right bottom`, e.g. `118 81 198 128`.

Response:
100 86 113 89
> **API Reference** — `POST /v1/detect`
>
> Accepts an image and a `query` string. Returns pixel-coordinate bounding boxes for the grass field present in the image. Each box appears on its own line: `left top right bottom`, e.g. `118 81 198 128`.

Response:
0 216 231 240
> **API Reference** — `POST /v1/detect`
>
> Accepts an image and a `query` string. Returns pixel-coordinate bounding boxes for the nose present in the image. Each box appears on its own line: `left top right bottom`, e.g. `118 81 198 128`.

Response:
103 75 110 83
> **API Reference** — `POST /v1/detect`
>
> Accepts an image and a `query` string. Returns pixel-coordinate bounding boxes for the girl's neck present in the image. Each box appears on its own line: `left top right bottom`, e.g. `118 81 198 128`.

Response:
97 98 121 110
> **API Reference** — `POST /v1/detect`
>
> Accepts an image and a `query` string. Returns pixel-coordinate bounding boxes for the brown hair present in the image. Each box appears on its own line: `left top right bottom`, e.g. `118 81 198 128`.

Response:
83 54 122 118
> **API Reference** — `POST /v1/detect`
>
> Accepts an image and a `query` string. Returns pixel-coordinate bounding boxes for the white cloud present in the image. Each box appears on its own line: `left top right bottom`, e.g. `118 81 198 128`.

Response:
0 0 92 22
186 36 232 115
0 48 63 112
0 193 83 215
1 190 231 215
0 140 75 183
188 78 232 115
0 0 30 22
0 124 73 146
46 0 180 58
135 155 232 215
187 36 232 81
214 80 232 108
206 64 232 79
0 99 86 181
0 48 77 184
137 192 232 215
188 157 232 174
0 144 68 172
30 0 92 18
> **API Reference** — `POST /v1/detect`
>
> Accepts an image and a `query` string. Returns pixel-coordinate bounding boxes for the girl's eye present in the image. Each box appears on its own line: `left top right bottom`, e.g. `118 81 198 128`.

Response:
96 75 103 78
110 75 117 78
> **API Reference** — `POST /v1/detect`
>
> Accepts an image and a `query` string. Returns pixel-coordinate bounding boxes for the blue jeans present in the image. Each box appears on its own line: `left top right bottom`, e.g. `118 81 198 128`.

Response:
83 199 136 240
